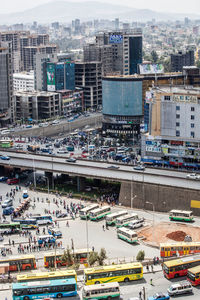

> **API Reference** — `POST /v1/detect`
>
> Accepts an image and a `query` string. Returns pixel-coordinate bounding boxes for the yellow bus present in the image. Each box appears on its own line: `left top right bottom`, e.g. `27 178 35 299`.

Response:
84 262 143 285
17 270 77 282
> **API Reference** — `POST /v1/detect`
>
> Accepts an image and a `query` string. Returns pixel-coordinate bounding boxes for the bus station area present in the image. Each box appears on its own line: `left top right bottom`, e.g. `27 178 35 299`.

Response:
0 183 200 299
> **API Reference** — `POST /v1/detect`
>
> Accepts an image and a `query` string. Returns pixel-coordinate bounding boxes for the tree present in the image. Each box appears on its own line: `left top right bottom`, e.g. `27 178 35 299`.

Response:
88 251 99 266
151 50 158 63
136 250 145 262
61 248 73 266
97 248 107 266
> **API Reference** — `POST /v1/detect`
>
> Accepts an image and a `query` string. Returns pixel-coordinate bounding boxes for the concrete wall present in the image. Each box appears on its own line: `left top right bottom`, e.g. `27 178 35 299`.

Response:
12 114 102 137
119 181 200 216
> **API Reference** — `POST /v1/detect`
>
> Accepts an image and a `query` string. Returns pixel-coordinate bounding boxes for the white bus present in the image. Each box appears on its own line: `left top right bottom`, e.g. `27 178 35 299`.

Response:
169 210 194 222
106 210 128 226
117 227 138 244
115 213 138 228
79 204 99 220
89 206 111 221
82 282 120 300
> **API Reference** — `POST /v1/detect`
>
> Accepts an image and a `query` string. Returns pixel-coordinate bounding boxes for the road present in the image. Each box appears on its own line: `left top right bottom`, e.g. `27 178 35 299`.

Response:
1 151 200 190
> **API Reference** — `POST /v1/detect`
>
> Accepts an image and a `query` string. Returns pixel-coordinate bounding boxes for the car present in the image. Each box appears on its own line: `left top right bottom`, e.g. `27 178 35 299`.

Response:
0 176 8 182
57 149 68 154
52 120 60 125
48 227 62 238
148 292 170 300
186 173 200 180
7 178 19 185
66 158 76 163
3 206 14 215
26 125 32 128
57 212 68 218
134 165 145 171
0 155 10 160
107 165 120 170
2 199 13 208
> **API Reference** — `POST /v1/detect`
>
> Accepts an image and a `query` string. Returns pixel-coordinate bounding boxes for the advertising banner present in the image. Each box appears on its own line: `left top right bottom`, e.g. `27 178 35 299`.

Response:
139 63 164 74
47 63 56 92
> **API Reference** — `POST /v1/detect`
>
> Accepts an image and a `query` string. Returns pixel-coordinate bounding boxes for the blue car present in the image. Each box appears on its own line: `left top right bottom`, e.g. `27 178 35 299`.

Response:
0 155 10 160
0 176 8 182
48 227 62 238
3 206 14 215
148 293 170 300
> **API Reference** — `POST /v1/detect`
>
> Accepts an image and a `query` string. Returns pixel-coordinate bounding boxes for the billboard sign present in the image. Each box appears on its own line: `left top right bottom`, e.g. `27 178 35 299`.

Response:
47 63 56 92
109 34 123 44
139 63 164 75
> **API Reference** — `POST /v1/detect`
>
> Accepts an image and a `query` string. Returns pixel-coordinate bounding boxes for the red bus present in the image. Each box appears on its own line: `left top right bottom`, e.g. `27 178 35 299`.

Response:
160 242 200 258
0 255 36 272
163 255 200 279
44 248 92 268
187 265 200 286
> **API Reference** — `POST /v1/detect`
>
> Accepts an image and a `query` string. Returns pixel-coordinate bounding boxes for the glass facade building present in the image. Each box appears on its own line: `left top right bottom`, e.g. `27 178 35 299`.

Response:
129 36 142 75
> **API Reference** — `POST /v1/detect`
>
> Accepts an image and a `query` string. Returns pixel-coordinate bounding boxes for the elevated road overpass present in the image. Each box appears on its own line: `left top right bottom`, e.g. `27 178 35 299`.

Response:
1 150 200 215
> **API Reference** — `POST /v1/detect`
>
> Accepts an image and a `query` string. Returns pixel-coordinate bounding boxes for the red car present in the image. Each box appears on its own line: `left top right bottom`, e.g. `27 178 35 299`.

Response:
7 178 19 185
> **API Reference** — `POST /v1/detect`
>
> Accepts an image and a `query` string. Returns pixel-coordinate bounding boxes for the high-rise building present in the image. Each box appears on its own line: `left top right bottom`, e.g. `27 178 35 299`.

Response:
75 62 102 109
171 50 195 72
0 41 14 124
34 53 57 91
55 62 75 91
23 44 57 71
95 29 142 75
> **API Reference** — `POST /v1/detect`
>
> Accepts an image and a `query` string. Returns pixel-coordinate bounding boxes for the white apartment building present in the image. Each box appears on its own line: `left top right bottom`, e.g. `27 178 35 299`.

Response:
13 71 35 92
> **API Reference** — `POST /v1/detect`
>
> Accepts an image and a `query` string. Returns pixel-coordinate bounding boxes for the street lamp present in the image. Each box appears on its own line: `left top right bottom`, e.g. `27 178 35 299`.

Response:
86 215 89 266
33 158 36 189
43 176 50 201
145 201 155 244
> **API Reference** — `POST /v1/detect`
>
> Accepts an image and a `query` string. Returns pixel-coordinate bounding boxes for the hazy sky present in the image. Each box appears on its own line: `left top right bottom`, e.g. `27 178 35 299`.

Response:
1 0 200 14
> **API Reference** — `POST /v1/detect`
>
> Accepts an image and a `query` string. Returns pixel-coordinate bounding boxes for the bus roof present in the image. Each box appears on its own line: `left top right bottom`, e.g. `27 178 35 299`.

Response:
83 282 119 291
160 242 200 247
80 204 99 212
17 270 76 281
38 235 54 239
0 222 21 227
164 255 200 267
116 213 138 221
188 265 200 274
117 227 137 235
106 211 127 219
13 278 76 289
90 206 110 214
170 210 193 214
0 255 35 262
84 262 142 274
44 248 92 257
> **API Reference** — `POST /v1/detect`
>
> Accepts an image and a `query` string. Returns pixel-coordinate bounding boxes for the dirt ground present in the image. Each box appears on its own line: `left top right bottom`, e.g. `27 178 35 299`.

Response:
138 222 200 246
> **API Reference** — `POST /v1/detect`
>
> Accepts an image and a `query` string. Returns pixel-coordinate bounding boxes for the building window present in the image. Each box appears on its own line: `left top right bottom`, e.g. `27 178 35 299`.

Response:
176 130 180 137
176 114 180 119
176 106 180 110
191 115 195 120
176 122 180 127
164 96 170 101
191 123 195 128
191 107 195 111
191 132 195 138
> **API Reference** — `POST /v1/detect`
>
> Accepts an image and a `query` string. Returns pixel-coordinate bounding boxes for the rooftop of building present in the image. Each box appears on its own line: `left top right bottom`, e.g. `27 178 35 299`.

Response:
14 91 59 96
151 85 200 95
13 71 34 80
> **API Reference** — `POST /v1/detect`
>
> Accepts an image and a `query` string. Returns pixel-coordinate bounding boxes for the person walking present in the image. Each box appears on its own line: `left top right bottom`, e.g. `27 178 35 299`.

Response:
150 278 153 285
139 291 142 299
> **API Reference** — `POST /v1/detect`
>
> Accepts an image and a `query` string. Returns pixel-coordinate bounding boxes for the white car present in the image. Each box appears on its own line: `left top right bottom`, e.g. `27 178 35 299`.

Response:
52 120 60 125
186 173 200 180
57 149 68 154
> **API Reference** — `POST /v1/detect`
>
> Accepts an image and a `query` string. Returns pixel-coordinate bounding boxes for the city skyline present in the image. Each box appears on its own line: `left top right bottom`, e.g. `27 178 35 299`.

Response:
1 0 200 15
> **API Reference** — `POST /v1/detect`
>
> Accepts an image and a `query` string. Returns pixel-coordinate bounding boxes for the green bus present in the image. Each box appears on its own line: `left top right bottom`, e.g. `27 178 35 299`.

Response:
89 206 111 221
117 227 138 244
115 213 138 228
0 222 21 230
105 210 128 226
79 204 99 220
169 210 194 222
82 282 120 300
